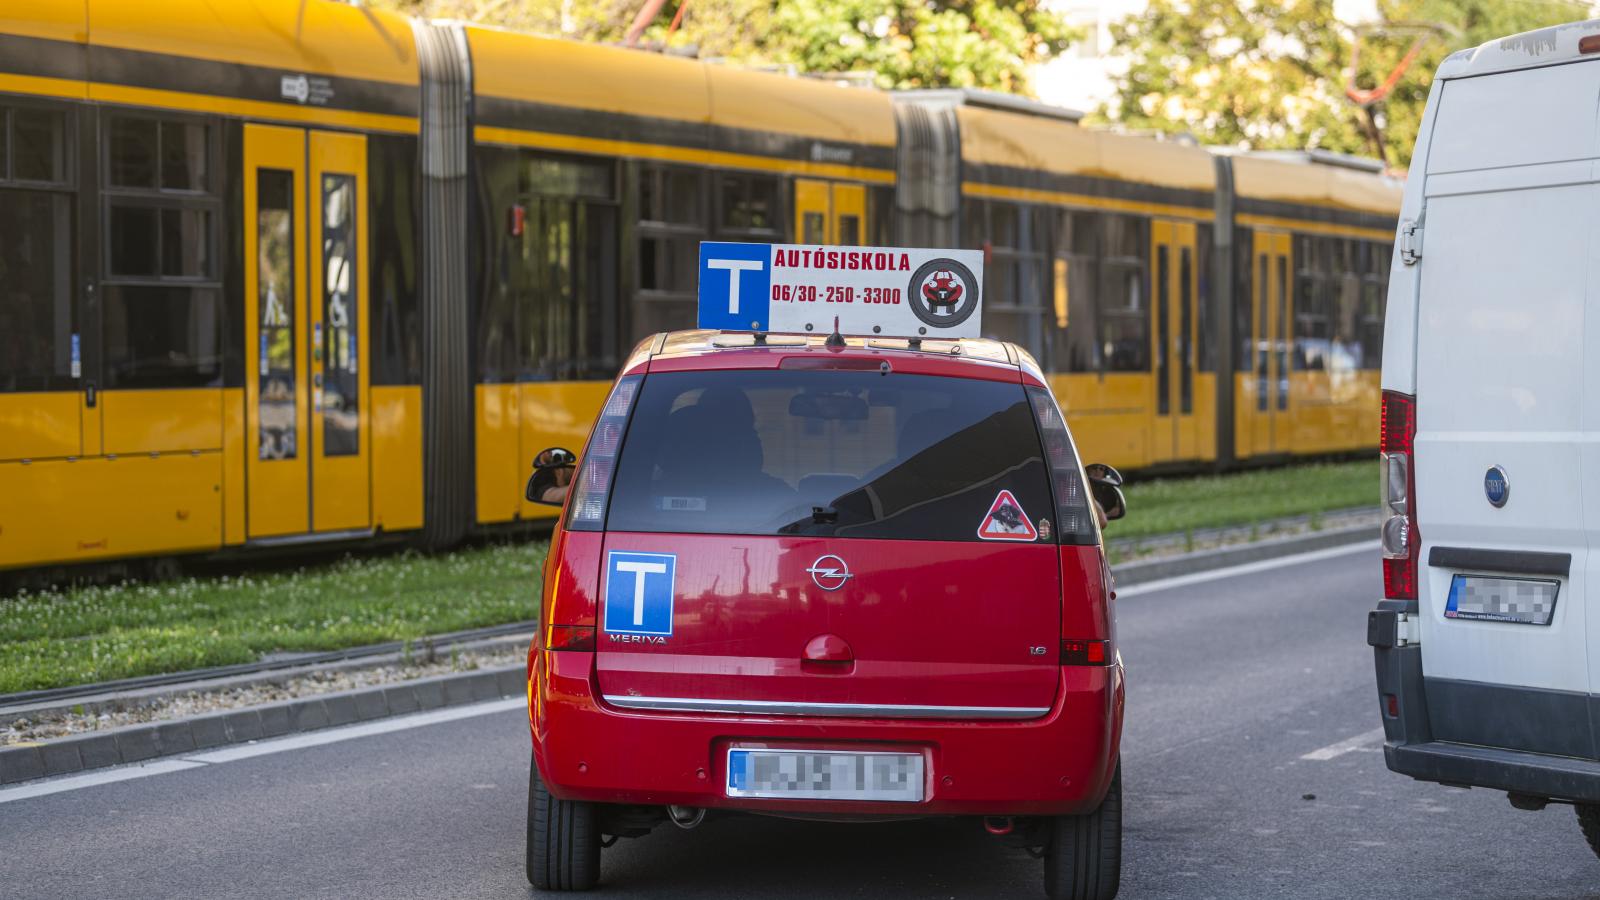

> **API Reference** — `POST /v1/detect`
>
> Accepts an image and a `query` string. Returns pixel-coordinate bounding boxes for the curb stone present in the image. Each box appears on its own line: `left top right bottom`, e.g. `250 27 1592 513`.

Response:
0 665 525 786
1111 522 1373 588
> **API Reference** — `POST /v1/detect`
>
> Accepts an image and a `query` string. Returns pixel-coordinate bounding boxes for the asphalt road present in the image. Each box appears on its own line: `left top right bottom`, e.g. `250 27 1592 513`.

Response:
4 544 1598 899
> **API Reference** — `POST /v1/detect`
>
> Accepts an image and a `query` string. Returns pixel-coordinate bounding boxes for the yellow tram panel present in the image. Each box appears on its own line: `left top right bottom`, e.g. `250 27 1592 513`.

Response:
87 0 418 93
0 453 222 568
100 389 223 455
0 394 80 462
1051 373 1154 471
957 106 1102 178
372 385 423 533
705 65 896 152
469 27 710 126
223 388 247 546
475 384 522 525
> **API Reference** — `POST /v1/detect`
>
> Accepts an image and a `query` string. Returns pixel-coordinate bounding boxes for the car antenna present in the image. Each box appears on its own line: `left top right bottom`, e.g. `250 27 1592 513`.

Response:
824 316 847 350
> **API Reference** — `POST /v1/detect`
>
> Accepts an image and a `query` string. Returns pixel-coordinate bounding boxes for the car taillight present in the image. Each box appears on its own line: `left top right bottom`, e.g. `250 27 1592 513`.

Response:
546 624 596 652
1380 390 1417 600
1026 386 1097 544
1060 639 1110 666
566 375 641 531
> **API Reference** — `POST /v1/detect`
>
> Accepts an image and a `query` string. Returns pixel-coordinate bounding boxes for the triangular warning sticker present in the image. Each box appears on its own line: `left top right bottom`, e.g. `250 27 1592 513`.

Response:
976 490 1039 542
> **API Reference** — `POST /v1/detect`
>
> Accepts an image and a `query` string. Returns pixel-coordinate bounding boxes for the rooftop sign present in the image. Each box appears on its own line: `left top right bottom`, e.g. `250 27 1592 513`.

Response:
697 242 984 340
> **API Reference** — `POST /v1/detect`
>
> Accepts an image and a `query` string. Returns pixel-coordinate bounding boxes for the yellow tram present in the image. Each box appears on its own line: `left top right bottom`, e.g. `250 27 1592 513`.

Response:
0 0 1401 575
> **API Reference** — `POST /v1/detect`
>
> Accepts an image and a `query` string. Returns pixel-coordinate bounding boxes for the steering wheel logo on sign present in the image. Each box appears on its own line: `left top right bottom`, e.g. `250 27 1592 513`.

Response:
908 258 980 330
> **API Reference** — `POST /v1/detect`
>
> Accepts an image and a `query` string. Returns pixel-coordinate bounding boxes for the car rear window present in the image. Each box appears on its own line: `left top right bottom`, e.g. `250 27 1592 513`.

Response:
605 369 1057 542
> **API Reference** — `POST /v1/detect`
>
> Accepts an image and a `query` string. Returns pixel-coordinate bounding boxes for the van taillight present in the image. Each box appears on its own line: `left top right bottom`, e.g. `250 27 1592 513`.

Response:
567 376 641 531
1380 390 1417 600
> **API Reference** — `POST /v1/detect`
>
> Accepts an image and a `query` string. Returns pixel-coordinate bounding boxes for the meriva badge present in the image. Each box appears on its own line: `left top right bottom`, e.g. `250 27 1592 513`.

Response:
1484 465 1510 508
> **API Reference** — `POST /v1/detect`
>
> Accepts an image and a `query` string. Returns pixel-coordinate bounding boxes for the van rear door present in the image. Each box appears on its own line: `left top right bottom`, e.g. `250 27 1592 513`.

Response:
1411 61 1600 759
593 365 1068 719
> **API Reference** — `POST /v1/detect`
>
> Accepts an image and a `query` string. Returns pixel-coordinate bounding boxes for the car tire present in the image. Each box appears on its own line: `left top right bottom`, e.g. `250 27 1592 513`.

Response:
1043 762 1122 900
527 754 602 891
1577 803 1600 861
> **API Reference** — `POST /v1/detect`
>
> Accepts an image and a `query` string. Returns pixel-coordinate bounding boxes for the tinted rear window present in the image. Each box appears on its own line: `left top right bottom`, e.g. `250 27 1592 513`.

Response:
606 369 1055 541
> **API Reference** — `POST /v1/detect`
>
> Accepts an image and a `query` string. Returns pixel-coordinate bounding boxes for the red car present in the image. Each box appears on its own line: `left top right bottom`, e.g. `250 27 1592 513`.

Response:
523 330 1127 899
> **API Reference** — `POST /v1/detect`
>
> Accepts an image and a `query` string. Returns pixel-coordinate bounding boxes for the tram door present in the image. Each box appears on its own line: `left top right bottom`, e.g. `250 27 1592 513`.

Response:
243 124 371 538
1150 220 1200 463
1239 230 1292 457
794 179 866 245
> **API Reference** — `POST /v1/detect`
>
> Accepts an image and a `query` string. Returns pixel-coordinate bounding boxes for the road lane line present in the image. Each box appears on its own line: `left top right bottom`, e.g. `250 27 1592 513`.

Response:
1115 540 1379 599
0 760 207 804
1301 727 1386 761
0 697 525 805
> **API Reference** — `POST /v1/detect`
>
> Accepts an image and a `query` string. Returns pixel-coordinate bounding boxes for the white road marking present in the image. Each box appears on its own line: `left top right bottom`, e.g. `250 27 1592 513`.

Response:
1301 727 1386 761
1115 540 1379 599
0 697 525 805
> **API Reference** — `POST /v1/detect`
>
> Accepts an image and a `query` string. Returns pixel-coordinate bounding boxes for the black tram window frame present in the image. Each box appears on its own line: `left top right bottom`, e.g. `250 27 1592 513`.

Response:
634 163 708 341
1097 213 1151 374
97 108 224 390
715 171 784 240
982 200 1048 362
509 149 623 383
1054 208 1101 375
0 97 79 394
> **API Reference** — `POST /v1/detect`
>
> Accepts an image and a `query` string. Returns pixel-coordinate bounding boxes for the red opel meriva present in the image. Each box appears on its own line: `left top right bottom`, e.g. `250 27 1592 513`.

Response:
524 330 1125 899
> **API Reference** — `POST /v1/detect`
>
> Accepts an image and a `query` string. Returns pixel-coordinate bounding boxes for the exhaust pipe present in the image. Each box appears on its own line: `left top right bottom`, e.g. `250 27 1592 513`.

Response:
667 806 706 829
983 816 1014 836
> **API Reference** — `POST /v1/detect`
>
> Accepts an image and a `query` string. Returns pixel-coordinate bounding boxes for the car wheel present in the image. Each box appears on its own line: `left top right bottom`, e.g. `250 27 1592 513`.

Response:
527 754 602 891
1043 762 1121 900
1577 803 1600 861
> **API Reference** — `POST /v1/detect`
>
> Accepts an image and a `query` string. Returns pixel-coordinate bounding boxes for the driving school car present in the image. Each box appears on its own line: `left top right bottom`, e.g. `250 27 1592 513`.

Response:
523 242 1128 899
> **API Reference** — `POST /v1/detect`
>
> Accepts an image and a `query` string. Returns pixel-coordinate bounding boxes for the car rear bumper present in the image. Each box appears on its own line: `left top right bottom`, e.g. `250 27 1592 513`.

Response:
1371 611 1600 804
529 649 1124 817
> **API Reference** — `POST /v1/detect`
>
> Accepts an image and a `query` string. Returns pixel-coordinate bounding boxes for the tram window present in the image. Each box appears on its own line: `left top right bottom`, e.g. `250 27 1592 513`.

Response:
1293 235 1329 372
516 196 621 380
1360 242 1388 369
102 285 221 388
1331 240 1362 374
801 211 826 243
1055 210 1101 373
640 236 697 294
107 205 214 279
719 174 781 235
1098 215 1149 373
1196 224 1215 372
160 121 209 193
1234 226 1253 375
640 166 704 226
0 110 8 178
321 174 359 457
12 108 67 184
370 135 420 386
838 214 860 246
522 155 614 200
109 117 158 189
0 190 74 392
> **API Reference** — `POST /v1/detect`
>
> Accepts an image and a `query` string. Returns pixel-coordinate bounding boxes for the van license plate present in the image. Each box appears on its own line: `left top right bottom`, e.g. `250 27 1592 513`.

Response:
1445 574 1559 625
725 749 924 802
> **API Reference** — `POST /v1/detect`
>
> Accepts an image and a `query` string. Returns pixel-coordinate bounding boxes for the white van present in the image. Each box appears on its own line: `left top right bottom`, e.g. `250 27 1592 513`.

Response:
1371 21 1600 859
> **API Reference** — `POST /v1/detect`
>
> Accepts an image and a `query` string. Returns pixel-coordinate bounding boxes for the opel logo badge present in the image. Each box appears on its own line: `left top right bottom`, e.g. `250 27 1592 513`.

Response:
806 554 853 592
1484 465 1510 508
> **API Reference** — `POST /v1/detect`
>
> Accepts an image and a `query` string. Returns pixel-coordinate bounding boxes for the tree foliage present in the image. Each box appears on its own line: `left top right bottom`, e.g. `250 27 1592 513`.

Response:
366 0 1078 95
1097 0 1589 169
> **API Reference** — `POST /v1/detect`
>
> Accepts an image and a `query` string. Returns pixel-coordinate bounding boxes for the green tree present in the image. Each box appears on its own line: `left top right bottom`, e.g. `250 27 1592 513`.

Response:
1097 0 1588 169
365 0 1078 95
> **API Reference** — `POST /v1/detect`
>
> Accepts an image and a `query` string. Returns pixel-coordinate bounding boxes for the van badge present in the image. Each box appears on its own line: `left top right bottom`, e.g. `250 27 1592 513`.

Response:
806 555 853 592
1484 466 1510 508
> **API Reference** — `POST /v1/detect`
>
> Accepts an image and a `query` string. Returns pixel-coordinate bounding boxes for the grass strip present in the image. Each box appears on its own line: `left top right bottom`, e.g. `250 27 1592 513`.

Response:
0 542 547 696
1107 459 1376 541
1 461 1376 695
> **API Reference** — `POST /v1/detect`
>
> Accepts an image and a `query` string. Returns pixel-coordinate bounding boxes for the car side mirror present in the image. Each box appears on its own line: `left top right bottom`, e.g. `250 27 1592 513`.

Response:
1083 463 1127 522
527 447 577 505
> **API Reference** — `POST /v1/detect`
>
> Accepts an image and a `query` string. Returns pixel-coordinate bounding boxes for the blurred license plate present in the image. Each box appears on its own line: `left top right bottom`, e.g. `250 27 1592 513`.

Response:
725 749 924 802
1445 574 1559 625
